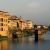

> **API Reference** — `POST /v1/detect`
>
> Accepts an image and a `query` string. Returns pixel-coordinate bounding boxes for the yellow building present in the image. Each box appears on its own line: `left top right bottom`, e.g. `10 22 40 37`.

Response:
8 16 22 38
8 16 20 29
26 20 33 29
19 17 27 30
8 16 28 30
18 17 33 30
0 11 9 36
19 20 27 30
0 11 33 37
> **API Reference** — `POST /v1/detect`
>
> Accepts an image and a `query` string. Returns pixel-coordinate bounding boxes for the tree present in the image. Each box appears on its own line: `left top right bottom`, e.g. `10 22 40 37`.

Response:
17 22 19 28
34 25 37 28
8 26 17 39
48 25 50 29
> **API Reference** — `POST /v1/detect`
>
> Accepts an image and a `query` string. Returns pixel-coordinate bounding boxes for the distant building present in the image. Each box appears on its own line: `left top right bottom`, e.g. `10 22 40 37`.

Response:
0 11 9 36
8 16 20 29
19 17 27 30
37 25 41 29
26 20 33 29
37 25 48 29
43 25 48 29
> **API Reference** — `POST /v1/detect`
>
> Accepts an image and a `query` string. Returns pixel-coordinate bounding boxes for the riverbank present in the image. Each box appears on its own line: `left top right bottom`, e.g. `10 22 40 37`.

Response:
0 36 8 41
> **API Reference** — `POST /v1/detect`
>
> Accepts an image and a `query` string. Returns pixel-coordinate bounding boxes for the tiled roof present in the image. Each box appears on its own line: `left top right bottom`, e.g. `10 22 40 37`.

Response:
8 16 19 20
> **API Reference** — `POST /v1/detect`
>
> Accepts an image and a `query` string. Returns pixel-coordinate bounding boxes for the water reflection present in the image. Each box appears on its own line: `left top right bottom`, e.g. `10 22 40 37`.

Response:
0 40 9 50
0 37 50 50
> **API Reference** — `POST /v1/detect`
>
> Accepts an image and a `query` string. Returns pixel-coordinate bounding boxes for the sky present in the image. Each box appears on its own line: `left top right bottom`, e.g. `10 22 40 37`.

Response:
0 0 50 26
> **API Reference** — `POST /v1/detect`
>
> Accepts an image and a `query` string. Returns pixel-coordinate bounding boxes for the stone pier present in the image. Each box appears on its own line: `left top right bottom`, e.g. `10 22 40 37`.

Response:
34 29 45 41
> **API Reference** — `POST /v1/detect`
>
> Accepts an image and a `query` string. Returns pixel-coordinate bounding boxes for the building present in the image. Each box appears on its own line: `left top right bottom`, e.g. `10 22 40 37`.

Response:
0 11 9 36
19 19 27 30
0 11 33 37
18 17 27 30
26 20 33 29
37 25 41 29
43 25 48 29
8 16 21 29
37 25 48 29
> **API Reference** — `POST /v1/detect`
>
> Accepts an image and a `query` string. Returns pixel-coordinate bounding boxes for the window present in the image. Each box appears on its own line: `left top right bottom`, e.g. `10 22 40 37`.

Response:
1 28 3 31
4 24 5 26
4 19 7 22
8 21 10 23
0 18 3 22
1 23 3 26
4 19 5 22
6 19 7 22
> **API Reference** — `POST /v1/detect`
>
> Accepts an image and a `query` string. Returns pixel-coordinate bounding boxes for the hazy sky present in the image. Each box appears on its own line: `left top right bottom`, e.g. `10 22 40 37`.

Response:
0 0 50 25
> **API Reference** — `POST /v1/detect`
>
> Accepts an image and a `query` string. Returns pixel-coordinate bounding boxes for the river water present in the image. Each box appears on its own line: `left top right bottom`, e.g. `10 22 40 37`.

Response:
0 31 50 50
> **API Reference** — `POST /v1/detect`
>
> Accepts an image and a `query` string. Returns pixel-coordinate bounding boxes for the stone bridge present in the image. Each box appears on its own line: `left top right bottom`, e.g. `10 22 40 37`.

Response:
8 28 49 39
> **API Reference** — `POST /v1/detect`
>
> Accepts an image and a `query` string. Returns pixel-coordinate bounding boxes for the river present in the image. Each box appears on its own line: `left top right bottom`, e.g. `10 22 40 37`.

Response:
0 31 50 50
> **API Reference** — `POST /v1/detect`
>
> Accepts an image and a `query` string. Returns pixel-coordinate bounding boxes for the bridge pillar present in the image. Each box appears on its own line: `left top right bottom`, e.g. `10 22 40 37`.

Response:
34 29 43 42
34 29 38 42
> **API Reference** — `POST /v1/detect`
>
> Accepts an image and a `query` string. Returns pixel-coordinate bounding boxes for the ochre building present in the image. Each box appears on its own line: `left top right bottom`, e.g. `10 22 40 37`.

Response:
0 11 9 36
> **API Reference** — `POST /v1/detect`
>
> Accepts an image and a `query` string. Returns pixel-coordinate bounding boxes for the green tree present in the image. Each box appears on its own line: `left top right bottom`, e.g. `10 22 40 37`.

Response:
8 26 17 38
17 22 19 28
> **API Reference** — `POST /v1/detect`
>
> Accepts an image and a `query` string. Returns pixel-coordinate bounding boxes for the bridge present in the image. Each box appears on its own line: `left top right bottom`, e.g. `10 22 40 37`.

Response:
8 28 49 40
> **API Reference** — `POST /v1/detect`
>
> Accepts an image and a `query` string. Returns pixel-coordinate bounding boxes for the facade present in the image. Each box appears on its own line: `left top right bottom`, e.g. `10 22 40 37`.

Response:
0 10 33 37
8 16 20 29
37 25 41 29
19 20 27 30
0 11 9 36
26 20 33 29
19 17 27 30
43 25 48 29
37 25 48 29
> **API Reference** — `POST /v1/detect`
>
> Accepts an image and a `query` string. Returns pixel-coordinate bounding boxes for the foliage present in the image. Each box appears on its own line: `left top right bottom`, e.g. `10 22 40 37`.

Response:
48 25 50 29
8 26 18 38
41 25 44 29
0 36 8 41
34 25 37 28
17 22 19 28
23 30 33 37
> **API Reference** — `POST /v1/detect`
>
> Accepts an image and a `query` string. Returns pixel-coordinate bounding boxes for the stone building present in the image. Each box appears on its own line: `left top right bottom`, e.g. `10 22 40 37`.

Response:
26 20 33 29
0 11 9 36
